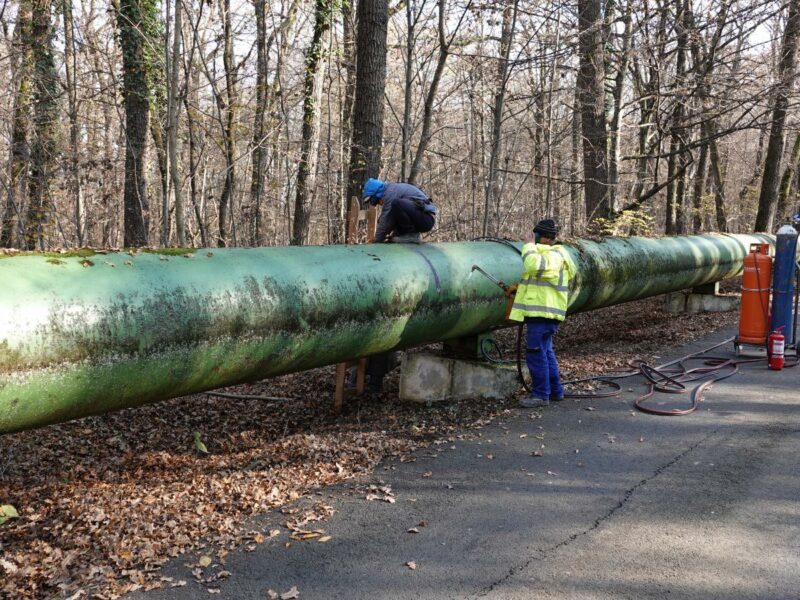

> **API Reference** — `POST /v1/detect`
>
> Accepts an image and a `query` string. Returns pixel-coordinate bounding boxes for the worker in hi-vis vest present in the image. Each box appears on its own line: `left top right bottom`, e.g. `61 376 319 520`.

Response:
508 219 573 408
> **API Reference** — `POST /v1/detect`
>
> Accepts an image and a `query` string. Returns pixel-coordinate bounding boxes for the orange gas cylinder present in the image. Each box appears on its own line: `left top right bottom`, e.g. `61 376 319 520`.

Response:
738 243 773 344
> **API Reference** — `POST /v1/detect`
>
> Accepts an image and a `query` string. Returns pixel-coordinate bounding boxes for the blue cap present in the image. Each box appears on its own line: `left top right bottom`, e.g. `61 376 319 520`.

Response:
362 178 386 204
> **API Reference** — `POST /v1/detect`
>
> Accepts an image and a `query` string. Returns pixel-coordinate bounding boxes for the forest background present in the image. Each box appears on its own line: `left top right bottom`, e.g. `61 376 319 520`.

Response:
2 0 800 251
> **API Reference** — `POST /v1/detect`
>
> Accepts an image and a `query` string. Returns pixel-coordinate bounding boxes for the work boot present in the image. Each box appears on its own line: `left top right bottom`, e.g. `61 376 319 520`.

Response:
519 396 549 408
549 395 564 402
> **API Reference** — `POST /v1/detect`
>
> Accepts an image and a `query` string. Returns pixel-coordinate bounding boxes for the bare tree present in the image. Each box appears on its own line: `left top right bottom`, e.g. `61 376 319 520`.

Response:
63 0 84 245
0 0 794 251
334 0 357 242
346 0 389 214
167 0 185 246
400 0 426 181
755 0 800 232
577 0 609 222
606 0 633 211
408 0 471 185
1 0 33 247
217 0 238 246
482 0 518 236
292 0 335 246
118 0 154 247
24 0 60 249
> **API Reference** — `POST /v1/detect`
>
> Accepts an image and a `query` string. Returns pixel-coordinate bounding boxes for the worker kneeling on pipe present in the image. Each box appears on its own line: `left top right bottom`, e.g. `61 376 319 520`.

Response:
509 219 573 408
363 178 437 244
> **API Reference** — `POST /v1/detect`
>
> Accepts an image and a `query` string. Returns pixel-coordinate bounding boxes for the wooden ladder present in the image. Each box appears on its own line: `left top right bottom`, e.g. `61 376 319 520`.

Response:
333 197 378 413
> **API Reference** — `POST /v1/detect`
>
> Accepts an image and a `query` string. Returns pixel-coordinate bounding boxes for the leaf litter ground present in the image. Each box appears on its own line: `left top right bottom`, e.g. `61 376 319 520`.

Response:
0 292 738 598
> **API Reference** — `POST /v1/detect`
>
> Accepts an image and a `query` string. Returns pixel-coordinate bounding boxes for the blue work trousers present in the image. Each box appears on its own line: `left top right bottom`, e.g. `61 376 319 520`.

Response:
525 318 564 400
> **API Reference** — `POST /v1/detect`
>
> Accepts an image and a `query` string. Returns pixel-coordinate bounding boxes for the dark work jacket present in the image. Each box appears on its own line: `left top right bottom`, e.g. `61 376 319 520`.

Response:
375 183 436 242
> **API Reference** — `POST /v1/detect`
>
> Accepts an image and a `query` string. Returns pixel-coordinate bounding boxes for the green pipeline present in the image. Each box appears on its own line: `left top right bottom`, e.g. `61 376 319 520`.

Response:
0 233 773 433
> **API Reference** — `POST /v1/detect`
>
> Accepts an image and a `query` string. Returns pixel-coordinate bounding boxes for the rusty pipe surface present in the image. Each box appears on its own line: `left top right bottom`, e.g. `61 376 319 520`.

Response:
0 233 772 433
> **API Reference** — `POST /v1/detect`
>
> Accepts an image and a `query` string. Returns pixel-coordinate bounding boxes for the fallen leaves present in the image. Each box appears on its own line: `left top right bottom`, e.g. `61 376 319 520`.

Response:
0 385 434 598
0 557 19 574
287 529 325 542
365 484 396 503
405 561 417 570
267 586 300 599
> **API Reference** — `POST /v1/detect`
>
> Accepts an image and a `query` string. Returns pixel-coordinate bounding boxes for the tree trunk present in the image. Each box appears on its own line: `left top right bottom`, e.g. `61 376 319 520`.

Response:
607 0 632 212
684 0 728 232
335 0 357 242
692 140 708 232
665 134 678 234
755 0 800 232
291 0 334 246
577 0 610 223
409 0 468 185
247 0 299 245
570 85 582 234
1 0 33 248
168 0 185 246
25 0 60 250
63 0 84 246
184 53 208 247
482 0 518 236
401 0 417 181
218 0 238 246
151 107 169 245
118 0 152 247
346 0 389 215
666 0 688 235
250 0 268 246
706 120 728 232
738 125 768 204
777 132 800 222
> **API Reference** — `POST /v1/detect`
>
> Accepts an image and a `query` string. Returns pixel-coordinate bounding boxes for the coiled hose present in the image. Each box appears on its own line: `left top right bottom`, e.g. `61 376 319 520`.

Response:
561 336 798 415
483 334 798 416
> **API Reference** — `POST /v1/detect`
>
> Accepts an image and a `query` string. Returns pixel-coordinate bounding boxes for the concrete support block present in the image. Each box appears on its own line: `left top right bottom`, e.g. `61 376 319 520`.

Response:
685 293 739 313
399 353 519 404
664 292 688 313
664 289 739 314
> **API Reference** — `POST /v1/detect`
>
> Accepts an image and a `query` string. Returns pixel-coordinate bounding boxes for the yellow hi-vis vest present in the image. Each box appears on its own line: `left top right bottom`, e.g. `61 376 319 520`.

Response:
508 242 572 322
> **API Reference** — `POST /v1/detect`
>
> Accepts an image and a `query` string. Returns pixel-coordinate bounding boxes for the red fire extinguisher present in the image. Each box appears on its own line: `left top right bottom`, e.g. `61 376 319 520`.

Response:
768 326 785 370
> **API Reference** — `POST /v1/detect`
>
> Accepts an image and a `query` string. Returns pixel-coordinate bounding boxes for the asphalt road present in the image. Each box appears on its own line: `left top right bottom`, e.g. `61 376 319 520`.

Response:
131 327 800 600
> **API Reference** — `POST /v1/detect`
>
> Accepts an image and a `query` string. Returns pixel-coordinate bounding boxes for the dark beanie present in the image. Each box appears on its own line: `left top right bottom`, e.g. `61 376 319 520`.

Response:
533 219 559 238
